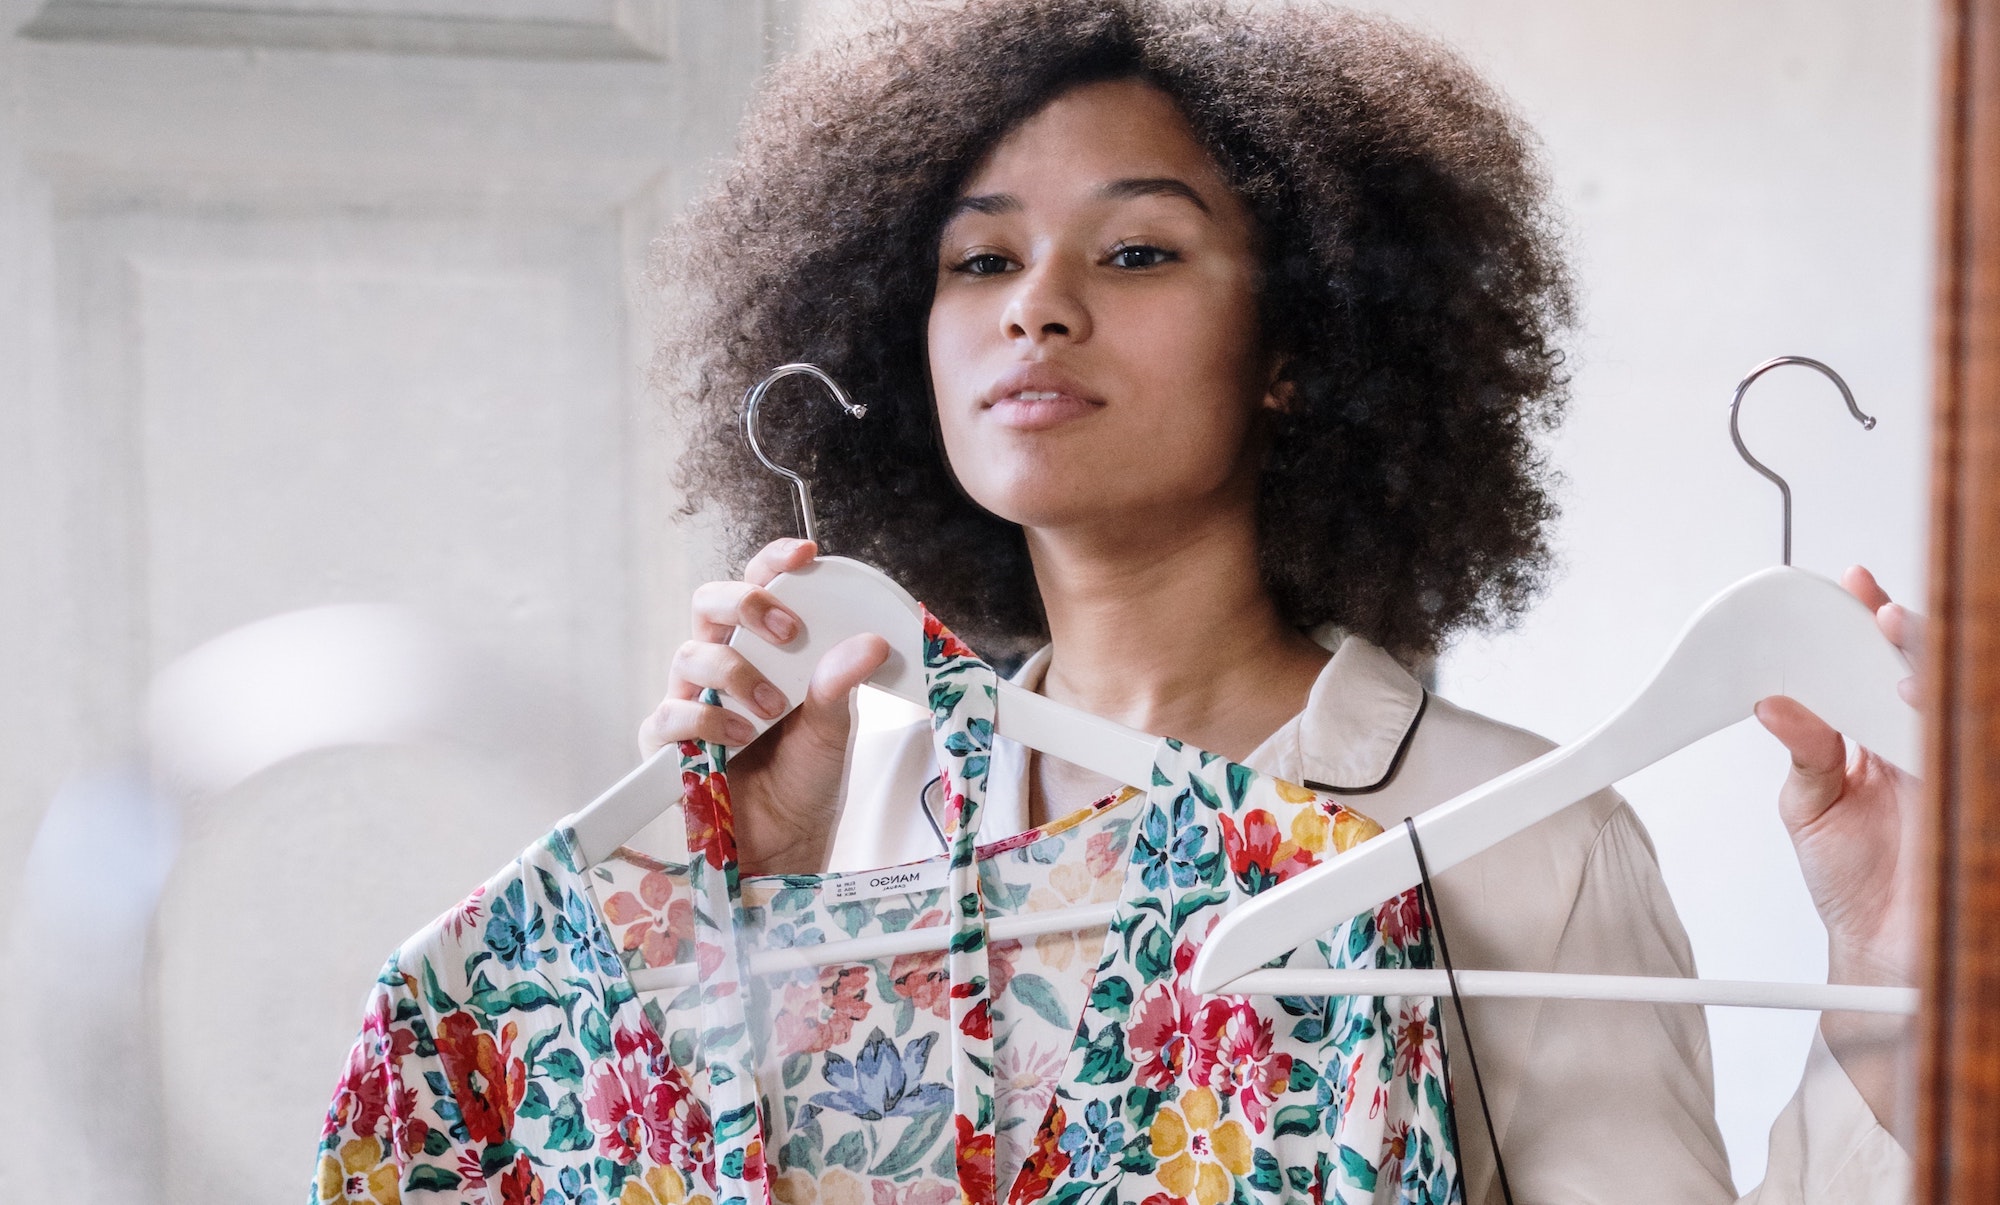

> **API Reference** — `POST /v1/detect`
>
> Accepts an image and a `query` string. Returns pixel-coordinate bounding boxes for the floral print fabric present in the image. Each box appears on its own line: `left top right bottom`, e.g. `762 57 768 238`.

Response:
311 610 1459 1205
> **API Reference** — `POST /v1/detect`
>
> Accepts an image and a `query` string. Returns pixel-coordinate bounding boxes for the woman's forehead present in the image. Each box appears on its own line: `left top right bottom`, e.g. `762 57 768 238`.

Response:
957 79 1231 204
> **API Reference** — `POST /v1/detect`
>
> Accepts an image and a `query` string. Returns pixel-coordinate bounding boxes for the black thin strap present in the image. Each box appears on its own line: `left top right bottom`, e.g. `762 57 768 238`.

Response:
1404 817 1515 1205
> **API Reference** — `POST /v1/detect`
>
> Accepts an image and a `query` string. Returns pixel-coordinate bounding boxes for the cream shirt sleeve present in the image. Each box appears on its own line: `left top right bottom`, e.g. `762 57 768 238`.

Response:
1476 805 1910 1205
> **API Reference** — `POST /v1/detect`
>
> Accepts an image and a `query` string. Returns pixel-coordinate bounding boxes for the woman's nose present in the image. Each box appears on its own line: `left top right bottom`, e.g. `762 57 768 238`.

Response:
1001 260 1091 345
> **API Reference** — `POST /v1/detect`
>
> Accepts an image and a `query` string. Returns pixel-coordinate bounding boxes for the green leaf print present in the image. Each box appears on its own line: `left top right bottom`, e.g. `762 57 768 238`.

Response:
1336 1144 1379 1192
932 1142 957 1179
1009 973 1072 1029
1249 1149 1284 1192
1225 763 1255 809
1170 889 1230 932
578 1007 613 1059
422 1128 451 1157
1186 775 1221 811
869 1108 946 1178
1076 1021 1135 1084
479 1141 521 1177
1134 925 1173 983
827 1131 868 1171
540 1047 586 1085
1088 974 1134 1018
470 979 562 1016
547 1094 593 1152
1272 1104 1320 1138
780 1134 821 1176
419 961 458 1013
405 1166 463 1192
783 1052 813 1089
518 1082 553 1119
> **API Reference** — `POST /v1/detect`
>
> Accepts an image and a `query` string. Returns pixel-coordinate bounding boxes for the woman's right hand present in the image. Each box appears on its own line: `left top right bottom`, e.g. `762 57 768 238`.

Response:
637 538 891 874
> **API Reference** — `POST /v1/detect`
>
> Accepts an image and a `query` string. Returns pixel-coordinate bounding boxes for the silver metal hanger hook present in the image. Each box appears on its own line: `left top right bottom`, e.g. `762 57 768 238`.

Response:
1727 355 1875 567
742 363 867 547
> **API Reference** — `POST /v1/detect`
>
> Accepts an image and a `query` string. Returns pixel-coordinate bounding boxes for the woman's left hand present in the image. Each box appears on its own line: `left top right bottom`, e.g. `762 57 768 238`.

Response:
1754 563 1924 1136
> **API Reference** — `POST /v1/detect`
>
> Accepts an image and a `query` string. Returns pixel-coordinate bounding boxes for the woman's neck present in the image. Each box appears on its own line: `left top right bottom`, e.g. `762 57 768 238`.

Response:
1020 502 1330 823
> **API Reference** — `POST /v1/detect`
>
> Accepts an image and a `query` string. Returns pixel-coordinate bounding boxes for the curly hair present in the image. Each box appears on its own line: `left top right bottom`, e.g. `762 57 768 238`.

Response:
653 0 1572 660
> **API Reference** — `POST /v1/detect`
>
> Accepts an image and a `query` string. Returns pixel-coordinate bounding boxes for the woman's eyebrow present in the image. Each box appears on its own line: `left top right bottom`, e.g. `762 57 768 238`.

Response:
941 176 1212 226
1097 176 1211 213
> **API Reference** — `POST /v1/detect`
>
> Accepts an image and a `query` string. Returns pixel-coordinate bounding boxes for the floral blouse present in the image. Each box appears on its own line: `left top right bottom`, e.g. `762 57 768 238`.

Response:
311 611 1460 1205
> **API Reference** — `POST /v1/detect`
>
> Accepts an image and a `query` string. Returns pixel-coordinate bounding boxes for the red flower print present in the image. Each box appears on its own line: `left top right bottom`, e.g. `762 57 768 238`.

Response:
433 1012 525 1147
922 610 977 661
1201 1002 1293 1130
957 997 993 1042
1007 1105 1072 1205
874 1178 959 1205
680 764 737 870
889 951 950 1016
1382 1118 1411 1164
1377 888 1426 951
328 994 413 1140
987 939 1021 1000
602 870 695 968
1219 808 1315 888
774 965 875 1054
1127 978 1222 1089
955 1114 997 1205
1084 828 1125 880
1392 1004 1438 1081
498 1152 545 1205
582 1055 709 1167
442 884 486 941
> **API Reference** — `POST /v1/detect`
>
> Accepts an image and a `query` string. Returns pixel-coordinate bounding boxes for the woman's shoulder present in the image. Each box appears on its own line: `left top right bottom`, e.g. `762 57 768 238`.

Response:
1309 636 1657 903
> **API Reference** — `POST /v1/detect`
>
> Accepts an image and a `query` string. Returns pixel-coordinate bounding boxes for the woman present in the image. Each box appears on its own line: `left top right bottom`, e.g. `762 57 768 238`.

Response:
640 3 1920 1201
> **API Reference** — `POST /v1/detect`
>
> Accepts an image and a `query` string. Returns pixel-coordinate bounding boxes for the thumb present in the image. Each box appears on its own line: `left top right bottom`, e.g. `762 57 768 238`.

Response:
792 633 893 752
1755 695 1849 831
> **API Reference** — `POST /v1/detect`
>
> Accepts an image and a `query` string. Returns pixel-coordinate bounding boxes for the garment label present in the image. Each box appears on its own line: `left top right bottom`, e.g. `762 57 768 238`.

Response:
827 860 950 903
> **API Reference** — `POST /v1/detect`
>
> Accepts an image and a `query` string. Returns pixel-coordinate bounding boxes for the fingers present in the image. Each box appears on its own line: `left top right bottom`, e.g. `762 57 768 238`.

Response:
665 640 791 719
789 634 893 752
1841 564 1892 612
690 580 803 646
1755 695 1851 830
638 696 758 757
744 538 818 587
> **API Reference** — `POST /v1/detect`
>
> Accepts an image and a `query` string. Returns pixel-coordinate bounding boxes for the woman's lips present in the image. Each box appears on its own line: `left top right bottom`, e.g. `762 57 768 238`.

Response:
986 390 1103 431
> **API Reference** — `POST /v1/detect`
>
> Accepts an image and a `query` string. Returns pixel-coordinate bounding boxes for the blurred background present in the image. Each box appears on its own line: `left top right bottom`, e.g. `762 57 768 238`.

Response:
0 0 1932 1200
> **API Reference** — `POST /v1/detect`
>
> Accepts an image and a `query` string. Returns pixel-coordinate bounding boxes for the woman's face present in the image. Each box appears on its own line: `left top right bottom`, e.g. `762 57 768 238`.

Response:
927 79 1277 536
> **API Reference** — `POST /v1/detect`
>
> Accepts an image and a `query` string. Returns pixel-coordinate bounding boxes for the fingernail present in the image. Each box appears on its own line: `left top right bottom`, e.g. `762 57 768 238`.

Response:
726 715 757 743
754 683 787 717
766 611 797 642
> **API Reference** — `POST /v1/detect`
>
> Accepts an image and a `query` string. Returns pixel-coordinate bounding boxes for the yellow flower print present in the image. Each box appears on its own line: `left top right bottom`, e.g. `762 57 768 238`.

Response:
1289 808 1331 854
620 1165 715 1205
1148 1088 1252 1205
772 1167 864 1205
1271 778 1317 805
1331 806 1381 851
314 1136 401 1205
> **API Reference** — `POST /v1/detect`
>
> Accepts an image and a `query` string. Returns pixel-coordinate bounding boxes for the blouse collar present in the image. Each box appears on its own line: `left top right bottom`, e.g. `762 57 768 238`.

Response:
1003 633 1425 797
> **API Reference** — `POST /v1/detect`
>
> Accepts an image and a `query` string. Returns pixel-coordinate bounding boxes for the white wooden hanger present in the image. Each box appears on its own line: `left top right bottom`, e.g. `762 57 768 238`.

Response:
1189 356 1921 1016
565 364 1158 871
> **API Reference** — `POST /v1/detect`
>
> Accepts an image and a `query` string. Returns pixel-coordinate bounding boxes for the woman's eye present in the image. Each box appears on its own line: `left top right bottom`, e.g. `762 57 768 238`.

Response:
951 252 1015 276
1108 244 1176 269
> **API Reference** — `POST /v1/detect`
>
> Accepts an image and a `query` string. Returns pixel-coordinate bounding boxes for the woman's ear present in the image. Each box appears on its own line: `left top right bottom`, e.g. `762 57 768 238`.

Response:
1260 357 1295 414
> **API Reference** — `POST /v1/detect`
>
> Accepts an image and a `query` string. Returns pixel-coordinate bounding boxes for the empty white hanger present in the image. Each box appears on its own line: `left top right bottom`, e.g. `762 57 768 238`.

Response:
565 363 1158 871
1189 356 1921 1016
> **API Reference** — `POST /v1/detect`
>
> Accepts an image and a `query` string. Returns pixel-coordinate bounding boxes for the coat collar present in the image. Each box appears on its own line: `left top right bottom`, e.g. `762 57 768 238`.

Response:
1005 634 1425 794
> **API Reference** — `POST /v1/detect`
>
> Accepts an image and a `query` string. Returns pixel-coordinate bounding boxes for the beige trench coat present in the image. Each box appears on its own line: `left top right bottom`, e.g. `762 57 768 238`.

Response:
827 635 1910 1205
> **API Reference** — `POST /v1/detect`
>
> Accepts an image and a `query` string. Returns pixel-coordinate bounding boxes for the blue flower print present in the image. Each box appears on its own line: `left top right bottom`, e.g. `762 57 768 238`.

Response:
553 887 623 978
1133 790 1214 890
807 1029 953 1121
483 878 547 969
1057 1099 1125 1177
